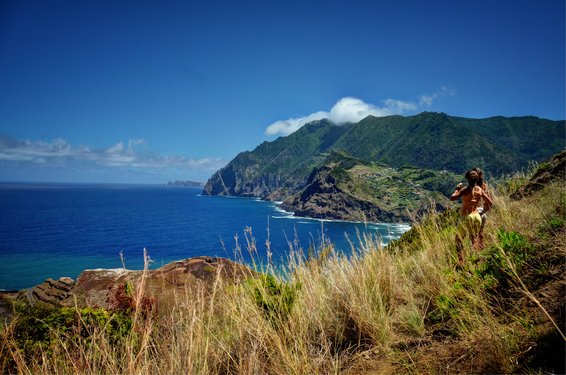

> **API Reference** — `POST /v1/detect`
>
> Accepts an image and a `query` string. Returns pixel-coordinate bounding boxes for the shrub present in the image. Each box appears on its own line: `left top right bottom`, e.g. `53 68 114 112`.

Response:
247 274 300 327
10 303 132 361
475 229 533 293
109 282 158 319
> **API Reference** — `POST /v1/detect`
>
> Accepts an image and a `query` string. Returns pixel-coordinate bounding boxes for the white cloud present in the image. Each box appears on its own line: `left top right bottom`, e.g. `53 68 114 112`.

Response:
419 86 456 107
0 135 225 174
128 138 145 153
265 97 416 136
330 97 400 123
264 111 327 138
106 142 125 154
265 88 455 136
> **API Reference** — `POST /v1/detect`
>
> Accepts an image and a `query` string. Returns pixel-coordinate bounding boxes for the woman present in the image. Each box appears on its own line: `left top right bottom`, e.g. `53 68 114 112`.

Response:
472 167 491 248
450 169 493 262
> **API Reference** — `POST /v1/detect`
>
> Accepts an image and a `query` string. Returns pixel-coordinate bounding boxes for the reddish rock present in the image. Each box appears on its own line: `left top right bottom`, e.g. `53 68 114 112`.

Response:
69 256 254 310
0 257 254 319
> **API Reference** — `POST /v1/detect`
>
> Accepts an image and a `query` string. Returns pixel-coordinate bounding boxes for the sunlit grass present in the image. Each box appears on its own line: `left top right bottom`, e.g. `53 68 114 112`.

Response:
1 180 564 374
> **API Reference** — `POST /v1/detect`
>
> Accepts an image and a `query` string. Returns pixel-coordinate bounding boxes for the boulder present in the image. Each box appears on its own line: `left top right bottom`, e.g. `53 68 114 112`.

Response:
71 256 254 310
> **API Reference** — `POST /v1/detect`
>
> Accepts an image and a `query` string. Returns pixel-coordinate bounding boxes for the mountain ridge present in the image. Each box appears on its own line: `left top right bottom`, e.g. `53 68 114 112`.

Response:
203 112 565 221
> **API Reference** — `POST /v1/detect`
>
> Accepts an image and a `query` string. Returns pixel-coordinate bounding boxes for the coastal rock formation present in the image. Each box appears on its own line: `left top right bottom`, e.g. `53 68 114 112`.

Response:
25 277 75 306
72 256 254 309
203 162 285 198
165 180 204 188
202 119 348 199
281 165 404 222
281 155 455 223
0 257 254 318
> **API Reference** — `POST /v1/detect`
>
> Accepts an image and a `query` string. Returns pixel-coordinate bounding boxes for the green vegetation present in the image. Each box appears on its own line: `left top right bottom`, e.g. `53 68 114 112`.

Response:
204 112 565 205
475 230 534 292
2 168 564 373
291 151 462 221
9 304 133 359
247 274 301 327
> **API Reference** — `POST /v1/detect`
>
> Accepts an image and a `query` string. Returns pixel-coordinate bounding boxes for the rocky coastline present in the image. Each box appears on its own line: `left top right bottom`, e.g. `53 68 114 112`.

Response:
0 256 253 322
204 160 453 224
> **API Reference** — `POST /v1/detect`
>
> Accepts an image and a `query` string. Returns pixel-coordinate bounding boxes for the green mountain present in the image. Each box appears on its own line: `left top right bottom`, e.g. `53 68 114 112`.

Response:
332 112 561 174
203 119 351 199
203 112 564 220
280 151 461 222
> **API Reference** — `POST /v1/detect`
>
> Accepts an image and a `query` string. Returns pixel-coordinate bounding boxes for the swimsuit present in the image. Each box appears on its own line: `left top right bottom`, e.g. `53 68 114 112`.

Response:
457 211 482 237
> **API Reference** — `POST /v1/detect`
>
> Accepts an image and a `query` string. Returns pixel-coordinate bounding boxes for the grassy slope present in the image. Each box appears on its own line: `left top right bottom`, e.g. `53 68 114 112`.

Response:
2 176 564 373
332 158 461 213
280 151 462 222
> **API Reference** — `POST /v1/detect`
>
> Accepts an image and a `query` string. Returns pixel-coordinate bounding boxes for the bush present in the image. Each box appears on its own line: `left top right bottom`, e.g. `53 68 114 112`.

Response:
475 229 533 292
10 303 133 361
6 282 161 364
247 274 300 327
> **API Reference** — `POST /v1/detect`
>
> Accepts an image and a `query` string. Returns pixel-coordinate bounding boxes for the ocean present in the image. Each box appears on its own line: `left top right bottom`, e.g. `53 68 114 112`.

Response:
0 183 410 290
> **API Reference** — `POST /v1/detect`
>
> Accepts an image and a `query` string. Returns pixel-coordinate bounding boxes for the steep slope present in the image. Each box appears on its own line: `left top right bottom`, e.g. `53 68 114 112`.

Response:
203 112 565 221
281 152 460 222
203 119 350 199
456 115 564 162
510 150 566 199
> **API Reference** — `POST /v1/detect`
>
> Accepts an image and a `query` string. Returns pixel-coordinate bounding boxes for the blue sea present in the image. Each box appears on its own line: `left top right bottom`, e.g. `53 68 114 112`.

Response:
0 183 410 290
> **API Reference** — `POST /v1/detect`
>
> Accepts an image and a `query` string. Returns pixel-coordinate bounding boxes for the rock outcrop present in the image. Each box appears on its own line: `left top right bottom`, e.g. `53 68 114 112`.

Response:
202 119 348 199
511 150 566 200
281 165 405 222
0 256 254 319
202 162 285 198
25 277 75 306
165 180 204 188
71 256 254 310
281 160 453 223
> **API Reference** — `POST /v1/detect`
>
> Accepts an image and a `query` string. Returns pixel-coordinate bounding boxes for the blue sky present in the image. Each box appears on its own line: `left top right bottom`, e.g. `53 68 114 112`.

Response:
1 0 564 183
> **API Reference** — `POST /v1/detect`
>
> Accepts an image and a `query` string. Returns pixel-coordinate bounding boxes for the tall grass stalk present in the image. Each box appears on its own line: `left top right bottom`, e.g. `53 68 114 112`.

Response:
1 182 563 374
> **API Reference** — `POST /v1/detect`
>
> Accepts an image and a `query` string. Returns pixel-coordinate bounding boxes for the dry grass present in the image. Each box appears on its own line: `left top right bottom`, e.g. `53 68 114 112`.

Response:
1 182 564 374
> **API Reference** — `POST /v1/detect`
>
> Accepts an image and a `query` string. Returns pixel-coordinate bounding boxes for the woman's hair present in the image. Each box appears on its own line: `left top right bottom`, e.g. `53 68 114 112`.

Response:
465 169 484 187
471 167 483 178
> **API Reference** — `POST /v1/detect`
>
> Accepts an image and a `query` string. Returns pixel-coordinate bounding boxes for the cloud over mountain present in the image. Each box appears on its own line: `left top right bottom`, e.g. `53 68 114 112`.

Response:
265 89 455 136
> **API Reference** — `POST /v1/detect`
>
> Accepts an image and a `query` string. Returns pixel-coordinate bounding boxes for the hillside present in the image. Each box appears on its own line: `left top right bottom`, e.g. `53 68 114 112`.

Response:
281 151 460 222
2 152 564 374
203 119 351 199
332 112 535 174
203 112 565 220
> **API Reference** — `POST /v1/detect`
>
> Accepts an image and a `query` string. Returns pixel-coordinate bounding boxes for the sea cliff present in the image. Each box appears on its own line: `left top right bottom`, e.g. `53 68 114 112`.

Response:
203 113 565 223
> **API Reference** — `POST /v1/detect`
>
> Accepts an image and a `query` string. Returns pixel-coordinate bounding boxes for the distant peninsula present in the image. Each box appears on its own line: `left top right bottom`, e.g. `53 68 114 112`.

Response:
164 180 204 188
